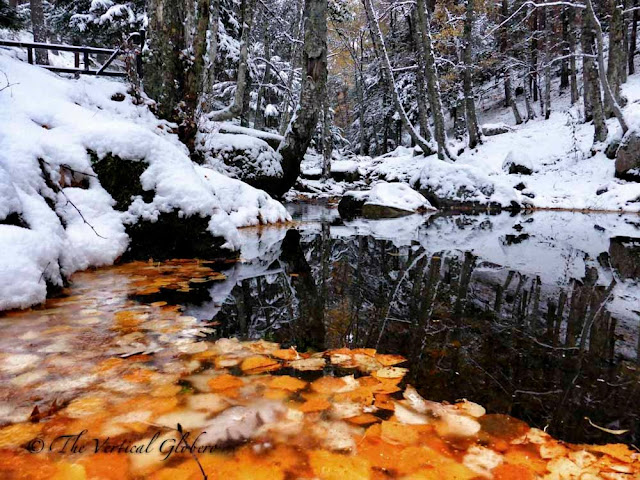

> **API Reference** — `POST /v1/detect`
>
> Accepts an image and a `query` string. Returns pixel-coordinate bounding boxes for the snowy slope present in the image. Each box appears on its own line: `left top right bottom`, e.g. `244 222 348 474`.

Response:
0 52 290 311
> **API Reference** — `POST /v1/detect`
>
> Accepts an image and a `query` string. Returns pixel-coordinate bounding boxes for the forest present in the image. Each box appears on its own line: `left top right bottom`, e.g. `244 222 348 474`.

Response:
1 0 640 478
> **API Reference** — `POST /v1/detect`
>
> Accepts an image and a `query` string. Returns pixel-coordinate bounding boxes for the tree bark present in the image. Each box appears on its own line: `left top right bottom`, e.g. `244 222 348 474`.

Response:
463 0 482 148
507 69 523 124
414 0 452 159
630 0 638 75
585 0 628 134
30 0 49 65
207 0 256 122
568 5 579 104
581 8 608 142
202 0 220 112
409 12 433 143
542 5 551 119
362 0 435 157
254 24 271 130
560 6 569 90
274 0 328 196
321 98 333 180
606 0 625 116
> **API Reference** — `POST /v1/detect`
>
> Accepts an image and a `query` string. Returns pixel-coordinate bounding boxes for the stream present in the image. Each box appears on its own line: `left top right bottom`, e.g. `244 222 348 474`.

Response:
0 205 639 475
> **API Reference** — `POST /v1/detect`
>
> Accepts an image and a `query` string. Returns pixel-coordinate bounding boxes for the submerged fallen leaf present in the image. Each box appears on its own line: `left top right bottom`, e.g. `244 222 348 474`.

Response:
241 355 280 373
289 357 326 371
268 375 307 391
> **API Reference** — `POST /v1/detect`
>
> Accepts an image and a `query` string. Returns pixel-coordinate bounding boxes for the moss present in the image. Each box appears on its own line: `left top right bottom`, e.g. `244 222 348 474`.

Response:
89 151 153 210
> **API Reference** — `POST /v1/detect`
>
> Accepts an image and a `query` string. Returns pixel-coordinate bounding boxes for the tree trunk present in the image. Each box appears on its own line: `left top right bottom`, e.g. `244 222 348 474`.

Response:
274 0 328 196
581 8 609 142
145 0 188 123
530 8 538 102
202 0 221 111
30 0 49 65
630 0 638 75
279 0 305 135
207 0 256 122
254 26 271 130
568 6 579 104
415 0 452 159
585 0 628 134
606 0 625 116
322 99 333 180
501 0 512 106
362 0 435 157
524 75 537 121
508 69 523 124
542 5 551 119
560 6 569 90
463 0 481 148
409 12 433 143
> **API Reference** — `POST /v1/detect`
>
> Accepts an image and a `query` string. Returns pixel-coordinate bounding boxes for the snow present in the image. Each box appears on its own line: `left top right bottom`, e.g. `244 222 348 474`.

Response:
502 151 534 173
331 160 359 173
0 52 289 310
197 132 283 181
364 182 435 212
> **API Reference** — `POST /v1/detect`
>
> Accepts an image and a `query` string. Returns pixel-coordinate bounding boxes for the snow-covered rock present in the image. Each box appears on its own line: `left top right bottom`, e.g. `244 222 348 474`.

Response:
482 123 513 136
0 52 290 311
411 160 522 211
502 151 534 175
198 132 284 191
331 160 361 182
338 182 435 219
615 130 640 182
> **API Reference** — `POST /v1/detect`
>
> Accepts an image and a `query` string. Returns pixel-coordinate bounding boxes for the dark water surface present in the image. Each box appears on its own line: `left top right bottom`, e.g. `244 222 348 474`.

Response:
181 205 640 446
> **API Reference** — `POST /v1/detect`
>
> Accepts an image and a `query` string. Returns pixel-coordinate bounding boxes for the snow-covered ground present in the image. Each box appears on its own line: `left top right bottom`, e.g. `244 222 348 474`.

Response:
294 74 640 212
0 51 289 311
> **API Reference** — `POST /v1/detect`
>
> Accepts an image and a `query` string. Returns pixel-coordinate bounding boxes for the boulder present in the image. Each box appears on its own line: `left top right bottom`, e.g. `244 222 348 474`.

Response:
90 152 235 260
338 182 435 219
502 151 534 175
482 123 513 137
605 137 621 160
330 160 361 182
199 133 284 194
615 131 640 182
609 236 640 280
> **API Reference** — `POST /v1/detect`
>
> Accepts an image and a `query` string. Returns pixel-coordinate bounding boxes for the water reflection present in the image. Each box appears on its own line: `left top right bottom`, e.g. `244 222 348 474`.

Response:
184 207 640 445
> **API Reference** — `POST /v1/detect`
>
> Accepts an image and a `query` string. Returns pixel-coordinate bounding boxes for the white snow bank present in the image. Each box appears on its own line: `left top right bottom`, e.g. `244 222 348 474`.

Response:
502 151 534 173
0 52 289 310
365 182 435 212
331 160 359 173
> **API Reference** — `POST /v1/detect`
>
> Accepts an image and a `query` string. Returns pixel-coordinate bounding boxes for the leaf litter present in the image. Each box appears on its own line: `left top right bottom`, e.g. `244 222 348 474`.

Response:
0 259 637 479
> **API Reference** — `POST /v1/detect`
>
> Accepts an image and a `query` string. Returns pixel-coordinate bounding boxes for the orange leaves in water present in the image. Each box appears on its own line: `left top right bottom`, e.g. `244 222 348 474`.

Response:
268 375 307 391
208 374 244 391
240 355 280 373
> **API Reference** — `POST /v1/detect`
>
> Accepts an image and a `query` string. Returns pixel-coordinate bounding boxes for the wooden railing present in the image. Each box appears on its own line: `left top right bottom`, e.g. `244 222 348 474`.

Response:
0 32 144 78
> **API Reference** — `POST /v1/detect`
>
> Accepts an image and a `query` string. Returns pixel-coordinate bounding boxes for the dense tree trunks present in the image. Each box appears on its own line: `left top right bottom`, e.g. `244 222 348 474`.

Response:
207 0 256 122
409 12 433 143
274 0 328 196
630 0 638 75
581 9 608 142
462 0 481 148
606 0 625 116
30 0 48 65
415 0 451 159
585 0 628 134
362 0 435 157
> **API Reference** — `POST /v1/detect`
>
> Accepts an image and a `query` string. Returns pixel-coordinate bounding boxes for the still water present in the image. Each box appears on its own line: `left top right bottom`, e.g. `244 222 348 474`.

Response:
184 205 640 445
1 204 639 452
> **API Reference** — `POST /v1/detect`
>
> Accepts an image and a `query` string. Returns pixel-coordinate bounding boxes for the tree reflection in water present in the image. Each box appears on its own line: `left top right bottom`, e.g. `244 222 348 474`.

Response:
184 207 640 445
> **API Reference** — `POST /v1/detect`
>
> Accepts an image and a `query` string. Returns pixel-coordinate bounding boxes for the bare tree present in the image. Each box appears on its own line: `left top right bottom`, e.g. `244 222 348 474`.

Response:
462 0 482 147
